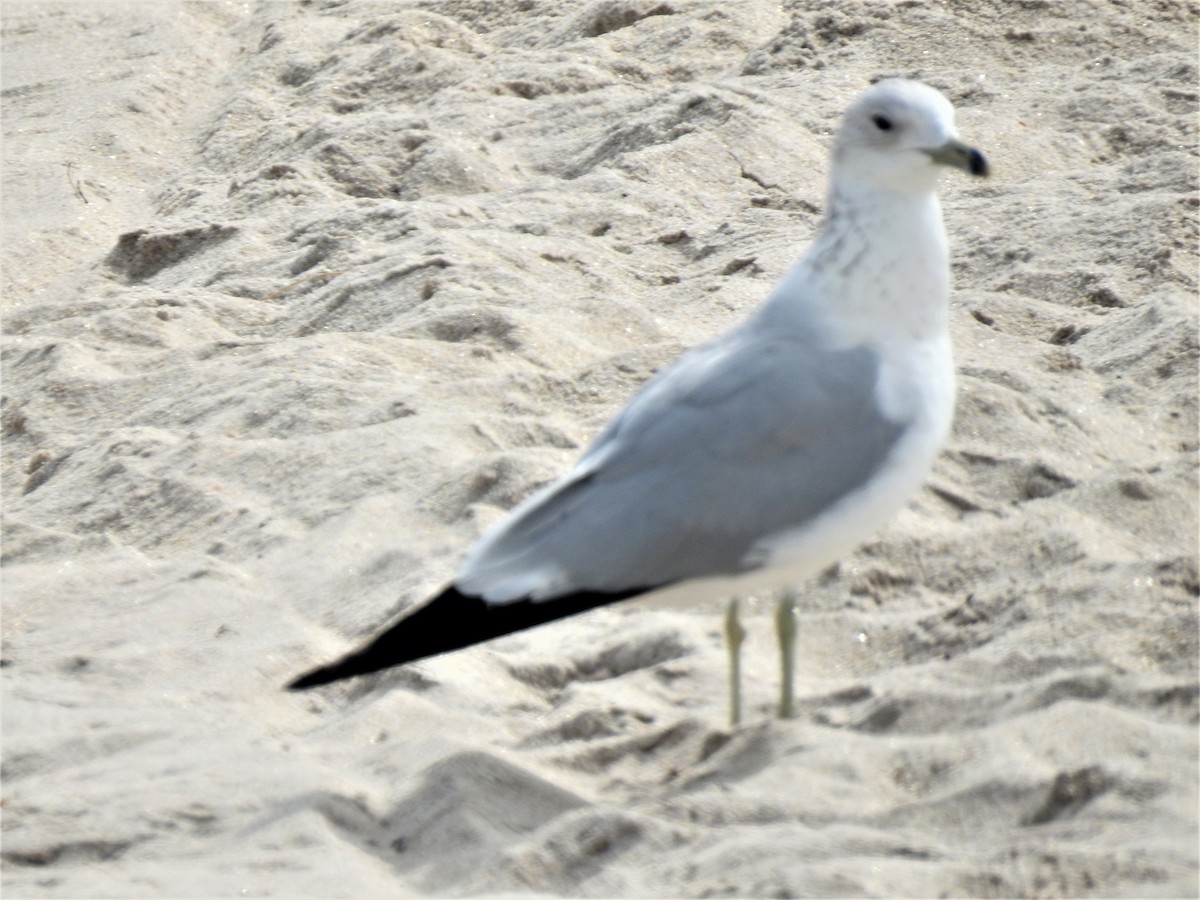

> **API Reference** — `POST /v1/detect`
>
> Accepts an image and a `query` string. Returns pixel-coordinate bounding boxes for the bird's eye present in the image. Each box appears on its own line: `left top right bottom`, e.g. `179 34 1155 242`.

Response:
871 114 893 131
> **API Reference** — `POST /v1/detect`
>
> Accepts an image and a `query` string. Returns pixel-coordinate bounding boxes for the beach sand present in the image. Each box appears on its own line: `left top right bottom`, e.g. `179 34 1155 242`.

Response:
2 1 1197 896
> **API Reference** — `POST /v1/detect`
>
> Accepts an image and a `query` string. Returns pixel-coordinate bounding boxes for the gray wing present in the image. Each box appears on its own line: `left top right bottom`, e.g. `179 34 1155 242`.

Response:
456 326 908 601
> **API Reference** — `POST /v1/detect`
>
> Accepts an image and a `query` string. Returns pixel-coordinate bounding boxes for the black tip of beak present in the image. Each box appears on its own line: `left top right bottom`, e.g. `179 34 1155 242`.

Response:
968 148 989 177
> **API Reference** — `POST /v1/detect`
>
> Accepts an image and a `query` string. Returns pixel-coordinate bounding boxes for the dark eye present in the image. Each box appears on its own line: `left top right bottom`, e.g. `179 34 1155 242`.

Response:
871 114 893 131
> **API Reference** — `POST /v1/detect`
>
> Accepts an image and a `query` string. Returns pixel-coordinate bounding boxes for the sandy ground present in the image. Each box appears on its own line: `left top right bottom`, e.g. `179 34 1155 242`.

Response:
2 1 1197 897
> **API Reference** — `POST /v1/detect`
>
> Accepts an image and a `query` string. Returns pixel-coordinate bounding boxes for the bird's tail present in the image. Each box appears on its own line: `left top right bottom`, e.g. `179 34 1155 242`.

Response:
285 583 650 691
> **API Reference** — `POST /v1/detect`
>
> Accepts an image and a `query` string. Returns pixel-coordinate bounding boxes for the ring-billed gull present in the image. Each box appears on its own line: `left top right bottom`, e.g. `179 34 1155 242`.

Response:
288 79 988 724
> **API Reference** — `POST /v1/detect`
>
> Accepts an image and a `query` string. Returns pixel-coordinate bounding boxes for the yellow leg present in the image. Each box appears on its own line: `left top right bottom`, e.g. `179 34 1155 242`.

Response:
724 597 746 727
776 590 798 720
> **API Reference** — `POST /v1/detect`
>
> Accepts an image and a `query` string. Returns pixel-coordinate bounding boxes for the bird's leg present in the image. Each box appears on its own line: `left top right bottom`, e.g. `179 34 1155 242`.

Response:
776 590 798 719
724 597 745 727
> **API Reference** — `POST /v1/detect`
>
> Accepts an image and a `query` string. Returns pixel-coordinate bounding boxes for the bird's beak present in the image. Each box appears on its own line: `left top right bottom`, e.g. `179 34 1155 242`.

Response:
926 137 989 177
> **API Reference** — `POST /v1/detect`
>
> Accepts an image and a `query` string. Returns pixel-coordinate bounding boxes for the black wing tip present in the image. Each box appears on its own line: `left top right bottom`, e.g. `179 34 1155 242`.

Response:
283 584 472 692
283 582 657 693
286 650 376 690
285 666 341 692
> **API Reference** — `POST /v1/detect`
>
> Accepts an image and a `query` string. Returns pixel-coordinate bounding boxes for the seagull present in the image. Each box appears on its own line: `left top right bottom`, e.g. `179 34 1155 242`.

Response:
287 78 988 725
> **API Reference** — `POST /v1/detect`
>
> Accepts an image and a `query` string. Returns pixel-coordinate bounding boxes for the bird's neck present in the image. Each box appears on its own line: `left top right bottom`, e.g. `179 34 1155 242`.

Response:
799 181 952 346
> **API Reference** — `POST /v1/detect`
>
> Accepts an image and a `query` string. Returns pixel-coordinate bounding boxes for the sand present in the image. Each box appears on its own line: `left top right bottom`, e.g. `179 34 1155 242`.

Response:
2 1 1197 897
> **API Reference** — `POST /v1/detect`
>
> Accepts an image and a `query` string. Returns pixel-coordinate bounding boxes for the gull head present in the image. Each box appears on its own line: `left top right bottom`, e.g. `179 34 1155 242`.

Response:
832 79 988 194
